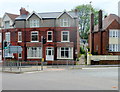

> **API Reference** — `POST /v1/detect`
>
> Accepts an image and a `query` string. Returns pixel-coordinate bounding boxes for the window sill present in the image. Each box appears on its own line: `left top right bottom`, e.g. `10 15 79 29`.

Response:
61 41 70 42
27 57 42 59
57 58 73 59
31 41 39 42
47 41 53 42
18 41 22 42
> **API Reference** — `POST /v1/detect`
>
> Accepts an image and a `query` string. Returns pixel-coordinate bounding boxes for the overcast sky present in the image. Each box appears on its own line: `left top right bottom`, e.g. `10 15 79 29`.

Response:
0 0 119 17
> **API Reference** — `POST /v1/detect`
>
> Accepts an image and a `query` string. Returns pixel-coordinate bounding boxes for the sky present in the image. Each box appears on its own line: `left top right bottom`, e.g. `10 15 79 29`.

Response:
0 0 119 17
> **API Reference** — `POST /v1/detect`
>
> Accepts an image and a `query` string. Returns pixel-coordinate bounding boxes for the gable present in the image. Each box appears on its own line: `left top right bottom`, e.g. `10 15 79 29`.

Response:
28 14 41 21
2 13 12 22
57 12 73 19
106 19 120 30
58 12 72 19
26 11 42 20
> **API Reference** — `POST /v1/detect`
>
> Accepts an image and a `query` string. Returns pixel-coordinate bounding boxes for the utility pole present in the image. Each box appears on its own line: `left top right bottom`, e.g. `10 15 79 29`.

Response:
41 36 46 70
2 40 7 71
41 36 43 70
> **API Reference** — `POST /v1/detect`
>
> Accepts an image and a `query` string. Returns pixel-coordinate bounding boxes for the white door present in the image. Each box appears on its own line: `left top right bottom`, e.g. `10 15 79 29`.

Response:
46 47 54 61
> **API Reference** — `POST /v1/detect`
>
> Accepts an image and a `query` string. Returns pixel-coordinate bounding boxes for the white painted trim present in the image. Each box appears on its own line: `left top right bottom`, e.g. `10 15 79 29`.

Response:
27 57 42 59
57 47 73 59
18 32 22 42
5 32 10 42
26 11 42 20
57 11 73 19
61 31 70 42
47 31 53 42
31 31 39 42
18 53 22 58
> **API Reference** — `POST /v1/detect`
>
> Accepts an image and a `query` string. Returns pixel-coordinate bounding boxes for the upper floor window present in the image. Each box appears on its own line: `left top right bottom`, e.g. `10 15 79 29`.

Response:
18 32 22 42
109 29 119 38
61 31 69 42
4 21 10 29
109 44 119 52
5 32 10 42
60 19 70 27
30 19 39 28
47 31 53 42
31 31 38 42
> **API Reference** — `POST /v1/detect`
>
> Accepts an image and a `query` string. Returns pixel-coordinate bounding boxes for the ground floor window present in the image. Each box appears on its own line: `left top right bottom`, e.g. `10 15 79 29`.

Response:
18 53 22 58
27 47 42 58
57 47 73 59
109 44 120 52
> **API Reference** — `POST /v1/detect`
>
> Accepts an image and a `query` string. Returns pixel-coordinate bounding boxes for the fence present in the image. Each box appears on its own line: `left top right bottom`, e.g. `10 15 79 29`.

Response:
2 61 84 73
2 61 46 73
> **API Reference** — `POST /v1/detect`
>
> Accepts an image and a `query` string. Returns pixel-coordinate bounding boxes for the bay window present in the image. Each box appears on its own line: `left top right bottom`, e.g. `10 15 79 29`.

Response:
57 47 73 59
30 19 39 28
5 32 10 42
60 19 70 27
27 47 42 58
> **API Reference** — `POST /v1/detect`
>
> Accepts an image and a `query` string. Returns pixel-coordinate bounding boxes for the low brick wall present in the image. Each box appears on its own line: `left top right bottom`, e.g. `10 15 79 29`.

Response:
47 61 76 65
87 54 120 65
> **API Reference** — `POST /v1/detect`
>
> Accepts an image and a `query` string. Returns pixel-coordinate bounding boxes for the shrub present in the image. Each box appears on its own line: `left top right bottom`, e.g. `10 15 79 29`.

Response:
80 47 85 54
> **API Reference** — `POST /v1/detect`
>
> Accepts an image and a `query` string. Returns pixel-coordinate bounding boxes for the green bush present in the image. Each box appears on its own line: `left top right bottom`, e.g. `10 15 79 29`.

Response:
80 47 85 54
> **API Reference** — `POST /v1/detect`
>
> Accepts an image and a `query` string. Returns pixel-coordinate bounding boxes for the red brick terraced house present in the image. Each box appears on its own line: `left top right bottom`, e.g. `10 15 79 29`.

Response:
1 8 80 64
88 10 120 64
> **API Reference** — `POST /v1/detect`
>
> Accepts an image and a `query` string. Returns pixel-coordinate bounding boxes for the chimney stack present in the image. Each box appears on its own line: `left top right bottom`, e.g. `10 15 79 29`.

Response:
20 7 29 15
75 9 78 16
90 13 94 32
98 10 103 31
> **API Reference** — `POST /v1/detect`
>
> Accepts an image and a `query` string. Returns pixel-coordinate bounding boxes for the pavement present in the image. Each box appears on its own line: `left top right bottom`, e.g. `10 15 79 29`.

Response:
0 64 120 74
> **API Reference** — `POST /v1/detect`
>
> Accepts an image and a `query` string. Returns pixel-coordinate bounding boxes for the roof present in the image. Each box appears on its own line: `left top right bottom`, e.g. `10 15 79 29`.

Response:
94 14 120 32
6 13 19 21
15 11 78 20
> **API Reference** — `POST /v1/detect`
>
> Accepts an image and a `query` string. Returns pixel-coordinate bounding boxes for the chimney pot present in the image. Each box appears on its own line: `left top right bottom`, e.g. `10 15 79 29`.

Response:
98 10 103 31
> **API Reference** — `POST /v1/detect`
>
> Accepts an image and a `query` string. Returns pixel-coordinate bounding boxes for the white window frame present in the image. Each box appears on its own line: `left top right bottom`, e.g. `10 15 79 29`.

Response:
27 47 42 59
31 31 39 42
5 32 10 42
47 31 53 42
109 44 119 52
61 31 69 42
4 21 10 29
18 32 22 42
57 47 73 59
30 19 39 28
18 53 22 58
60 19 70 27
109 29 119 38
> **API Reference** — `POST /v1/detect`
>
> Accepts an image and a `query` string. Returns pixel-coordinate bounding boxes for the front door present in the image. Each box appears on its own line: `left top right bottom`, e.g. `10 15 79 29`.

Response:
46 47 54 61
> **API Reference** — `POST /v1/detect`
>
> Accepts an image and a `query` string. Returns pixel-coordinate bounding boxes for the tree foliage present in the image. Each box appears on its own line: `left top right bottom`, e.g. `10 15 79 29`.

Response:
73 4 99 39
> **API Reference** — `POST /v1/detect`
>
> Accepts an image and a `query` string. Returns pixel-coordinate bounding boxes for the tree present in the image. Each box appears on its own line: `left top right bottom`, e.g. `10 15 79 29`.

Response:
72 4 99 39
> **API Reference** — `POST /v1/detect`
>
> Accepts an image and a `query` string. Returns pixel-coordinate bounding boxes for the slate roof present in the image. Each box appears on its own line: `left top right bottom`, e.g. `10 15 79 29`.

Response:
6 13 19 21
15 11 77 20
94 14 120 32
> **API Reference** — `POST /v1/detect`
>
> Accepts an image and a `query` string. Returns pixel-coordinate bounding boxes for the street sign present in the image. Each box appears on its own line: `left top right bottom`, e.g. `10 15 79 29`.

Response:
4 47 8 49
8 46 22 53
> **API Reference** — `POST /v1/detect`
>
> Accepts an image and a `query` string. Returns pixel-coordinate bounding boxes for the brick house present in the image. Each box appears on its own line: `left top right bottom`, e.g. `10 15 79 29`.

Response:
1 8 80 64
88 10 120 64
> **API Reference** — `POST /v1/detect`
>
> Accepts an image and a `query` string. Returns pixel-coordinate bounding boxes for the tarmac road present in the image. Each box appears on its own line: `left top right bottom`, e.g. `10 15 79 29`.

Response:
1 67 119 90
